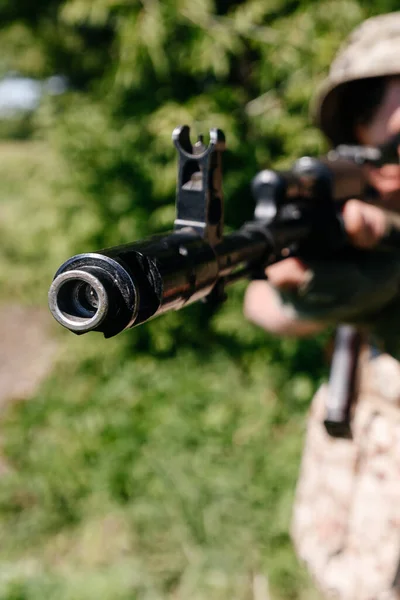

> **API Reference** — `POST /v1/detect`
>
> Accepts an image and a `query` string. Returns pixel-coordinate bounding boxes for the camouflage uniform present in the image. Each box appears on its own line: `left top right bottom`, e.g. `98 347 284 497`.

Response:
280 253 400 359
292 350 400 600
289 12 400 600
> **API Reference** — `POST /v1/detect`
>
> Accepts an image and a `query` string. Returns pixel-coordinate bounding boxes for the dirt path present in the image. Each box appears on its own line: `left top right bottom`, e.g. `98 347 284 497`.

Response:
0 304 57 407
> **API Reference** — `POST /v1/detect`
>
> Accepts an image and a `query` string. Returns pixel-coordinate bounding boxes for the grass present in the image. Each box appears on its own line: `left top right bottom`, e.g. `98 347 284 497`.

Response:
0 139 325 599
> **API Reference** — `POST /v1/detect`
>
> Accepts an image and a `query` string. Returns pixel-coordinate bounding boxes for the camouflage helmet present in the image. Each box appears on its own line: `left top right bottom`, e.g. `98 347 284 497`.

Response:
314 12 400 146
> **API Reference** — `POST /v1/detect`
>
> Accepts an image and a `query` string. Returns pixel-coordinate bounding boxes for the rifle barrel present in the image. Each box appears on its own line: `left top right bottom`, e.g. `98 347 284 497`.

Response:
48 217 311 338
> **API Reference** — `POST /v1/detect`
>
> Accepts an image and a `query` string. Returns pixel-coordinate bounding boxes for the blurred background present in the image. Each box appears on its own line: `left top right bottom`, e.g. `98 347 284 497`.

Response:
0 1 396 598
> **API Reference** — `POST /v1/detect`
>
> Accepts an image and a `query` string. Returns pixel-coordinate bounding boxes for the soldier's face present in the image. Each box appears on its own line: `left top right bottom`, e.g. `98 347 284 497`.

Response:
356 77 400 205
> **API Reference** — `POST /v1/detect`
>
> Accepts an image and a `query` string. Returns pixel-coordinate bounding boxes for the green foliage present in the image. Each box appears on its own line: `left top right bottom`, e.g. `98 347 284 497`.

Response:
0 319 328 599
0 0 393 597
0 114 35 141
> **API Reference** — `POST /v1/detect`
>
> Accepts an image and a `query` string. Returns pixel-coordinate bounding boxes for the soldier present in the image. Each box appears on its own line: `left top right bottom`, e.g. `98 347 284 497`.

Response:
244 12 400 600
244 12 400 353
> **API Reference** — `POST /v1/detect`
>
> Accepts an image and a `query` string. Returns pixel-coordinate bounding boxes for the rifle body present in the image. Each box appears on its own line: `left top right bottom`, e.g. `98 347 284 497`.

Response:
48 126 399 339
49 216 311 338
48 126 400 439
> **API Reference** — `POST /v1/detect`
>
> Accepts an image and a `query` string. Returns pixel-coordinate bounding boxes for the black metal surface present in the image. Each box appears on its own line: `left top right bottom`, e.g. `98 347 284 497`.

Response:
329 132 400 167
49 253 139 338
173 125 225 248
324 325 363 438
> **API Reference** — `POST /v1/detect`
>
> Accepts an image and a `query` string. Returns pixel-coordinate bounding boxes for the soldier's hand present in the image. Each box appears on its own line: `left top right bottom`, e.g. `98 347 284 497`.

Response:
266 200 389 290
342 199 387 249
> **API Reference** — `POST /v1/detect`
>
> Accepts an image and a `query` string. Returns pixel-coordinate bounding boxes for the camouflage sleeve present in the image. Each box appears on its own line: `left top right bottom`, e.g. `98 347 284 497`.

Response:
278 250 400 358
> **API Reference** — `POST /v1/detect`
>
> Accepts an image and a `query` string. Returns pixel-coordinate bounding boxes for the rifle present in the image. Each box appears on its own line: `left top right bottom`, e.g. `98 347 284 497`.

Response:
48 125 400 436
48 124 400 337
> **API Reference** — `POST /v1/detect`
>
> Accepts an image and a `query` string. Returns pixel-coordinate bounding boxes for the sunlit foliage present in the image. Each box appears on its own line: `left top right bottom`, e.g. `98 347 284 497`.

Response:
0 1 397 598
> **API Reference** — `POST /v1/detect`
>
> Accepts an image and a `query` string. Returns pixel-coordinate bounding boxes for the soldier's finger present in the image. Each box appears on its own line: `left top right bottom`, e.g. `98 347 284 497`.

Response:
343 199 386 248
266 257 309 290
